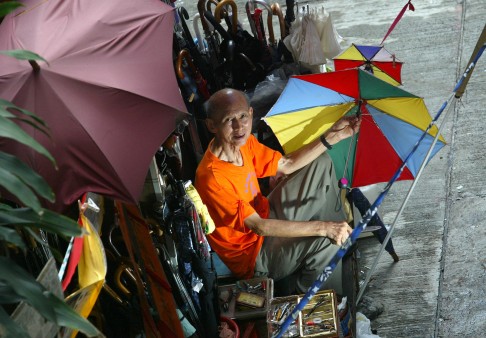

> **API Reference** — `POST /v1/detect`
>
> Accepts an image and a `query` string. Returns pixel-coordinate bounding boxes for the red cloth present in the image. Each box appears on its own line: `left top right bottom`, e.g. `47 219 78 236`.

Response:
61 194 87 291
381 0 415 45
195 135 282 278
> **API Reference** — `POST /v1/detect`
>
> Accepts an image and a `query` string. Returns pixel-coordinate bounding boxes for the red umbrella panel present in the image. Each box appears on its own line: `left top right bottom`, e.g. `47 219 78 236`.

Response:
333 44 403 86
0 0 189 212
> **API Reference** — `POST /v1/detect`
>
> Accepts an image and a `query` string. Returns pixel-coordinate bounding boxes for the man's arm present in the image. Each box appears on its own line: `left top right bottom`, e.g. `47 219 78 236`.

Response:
244 212 352 246
277 115 361 175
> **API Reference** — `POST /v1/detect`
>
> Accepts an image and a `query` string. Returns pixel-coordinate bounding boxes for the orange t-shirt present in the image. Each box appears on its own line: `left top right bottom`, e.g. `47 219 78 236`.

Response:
195 135 282 279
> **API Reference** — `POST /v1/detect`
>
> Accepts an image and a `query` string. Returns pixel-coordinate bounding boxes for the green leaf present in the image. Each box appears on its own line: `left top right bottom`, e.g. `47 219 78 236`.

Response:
0 151 55 201
0 50 48 64
0 207 83 237
0 167 42 213
0 259 99 337
0 99 50 131
0 115 54 164
0 257 57 322
0 281 26 303
0 225 25 249
0 2 24 18
0 306 31 338
45 292 100 337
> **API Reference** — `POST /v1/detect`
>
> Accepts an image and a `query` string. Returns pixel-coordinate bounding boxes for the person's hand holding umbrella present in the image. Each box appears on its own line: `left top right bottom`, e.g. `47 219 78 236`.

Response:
321 115 362 147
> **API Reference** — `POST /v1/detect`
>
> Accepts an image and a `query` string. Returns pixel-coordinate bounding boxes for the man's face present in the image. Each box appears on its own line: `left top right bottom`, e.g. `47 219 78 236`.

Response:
207 95 253 148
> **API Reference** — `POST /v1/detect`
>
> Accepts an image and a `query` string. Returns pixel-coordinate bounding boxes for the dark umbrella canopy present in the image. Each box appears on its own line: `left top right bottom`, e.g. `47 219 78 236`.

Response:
0 0 188 211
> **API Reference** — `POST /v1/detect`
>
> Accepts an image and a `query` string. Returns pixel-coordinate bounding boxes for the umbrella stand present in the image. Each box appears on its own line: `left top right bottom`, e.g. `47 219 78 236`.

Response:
357 30 486 304
273 43 486 338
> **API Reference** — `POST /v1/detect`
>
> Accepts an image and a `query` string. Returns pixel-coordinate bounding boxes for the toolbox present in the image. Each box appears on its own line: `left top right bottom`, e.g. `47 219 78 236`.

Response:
267 290 339 337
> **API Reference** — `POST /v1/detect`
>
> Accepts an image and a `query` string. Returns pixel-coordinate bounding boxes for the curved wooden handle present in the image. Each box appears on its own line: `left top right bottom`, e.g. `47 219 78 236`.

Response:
271 2 286 40
214 0 238 35
175 49 197 80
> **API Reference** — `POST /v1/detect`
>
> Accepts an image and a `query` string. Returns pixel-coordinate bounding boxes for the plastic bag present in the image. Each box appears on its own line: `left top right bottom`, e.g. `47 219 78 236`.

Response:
185 182 216 234
356 312 381 338
249 74 288 121
318 11 343 59
299 15 327 65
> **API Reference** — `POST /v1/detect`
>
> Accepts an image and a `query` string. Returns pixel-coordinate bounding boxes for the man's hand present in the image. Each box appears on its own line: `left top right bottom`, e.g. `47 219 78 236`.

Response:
325 115 362 145
322 221 353 246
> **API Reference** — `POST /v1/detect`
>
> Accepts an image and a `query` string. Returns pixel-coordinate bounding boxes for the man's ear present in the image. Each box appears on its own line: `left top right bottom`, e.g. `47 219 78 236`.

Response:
206 118 217 134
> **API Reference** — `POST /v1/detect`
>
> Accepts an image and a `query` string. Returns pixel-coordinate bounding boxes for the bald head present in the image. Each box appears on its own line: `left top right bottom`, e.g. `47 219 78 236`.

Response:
205 88 250 120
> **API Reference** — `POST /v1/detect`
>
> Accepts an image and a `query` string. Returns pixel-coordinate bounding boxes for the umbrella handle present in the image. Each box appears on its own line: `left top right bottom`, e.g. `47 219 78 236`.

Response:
251 0 272 13
271 3 287 41
198 0 211 33
266 5 275 45
204 10 232 41
178 7 196 50
176 49 198 80
206 0 219 13
208 0 232 27
215 0 238 35
238 52 257 71
193 14 206 52
248 0 273 43
245 1 258 37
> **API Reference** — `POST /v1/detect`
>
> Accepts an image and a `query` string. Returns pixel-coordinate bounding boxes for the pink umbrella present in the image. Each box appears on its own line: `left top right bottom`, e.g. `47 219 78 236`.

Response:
0 0 188 212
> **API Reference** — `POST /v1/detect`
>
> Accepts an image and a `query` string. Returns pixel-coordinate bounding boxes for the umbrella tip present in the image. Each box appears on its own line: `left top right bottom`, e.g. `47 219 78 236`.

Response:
29 60 40 72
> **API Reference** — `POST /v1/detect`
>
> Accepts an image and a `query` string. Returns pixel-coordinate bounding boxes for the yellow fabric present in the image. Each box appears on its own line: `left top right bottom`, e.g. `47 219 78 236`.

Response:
334 45 365 60
371 65 401 86
64 280 104 338
66 212 106 338
264 103 354 154
185 183 216 234
78 214 107 288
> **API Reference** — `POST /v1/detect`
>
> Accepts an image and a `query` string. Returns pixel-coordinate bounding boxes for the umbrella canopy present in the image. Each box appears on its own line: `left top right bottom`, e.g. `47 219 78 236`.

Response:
333 44 403 86
263 68 446 188
0 0 188 212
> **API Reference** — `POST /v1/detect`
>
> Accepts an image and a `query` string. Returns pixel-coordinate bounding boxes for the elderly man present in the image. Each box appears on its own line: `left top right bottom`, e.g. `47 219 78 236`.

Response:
195 88 361 294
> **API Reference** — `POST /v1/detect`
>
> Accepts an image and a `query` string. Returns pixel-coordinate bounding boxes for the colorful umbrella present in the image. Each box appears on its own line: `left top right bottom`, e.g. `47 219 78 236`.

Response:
263 68 446 188
333 44 403 86
0 0 188 212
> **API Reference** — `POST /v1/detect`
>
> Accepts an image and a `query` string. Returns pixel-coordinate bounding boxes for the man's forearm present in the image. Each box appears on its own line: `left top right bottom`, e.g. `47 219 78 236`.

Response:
244 213 351 245
248 216 327 237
